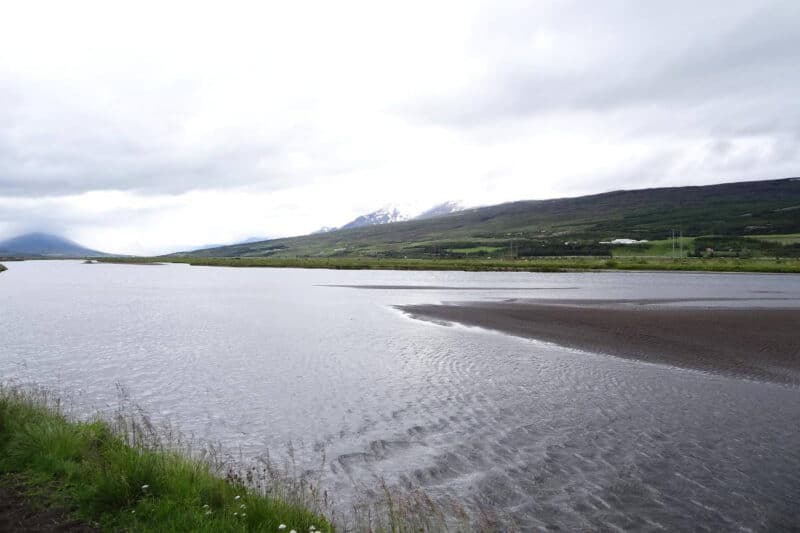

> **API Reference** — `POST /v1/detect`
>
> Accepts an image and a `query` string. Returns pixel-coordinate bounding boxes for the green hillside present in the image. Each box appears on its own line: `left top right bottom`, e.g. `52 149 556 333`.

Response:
183 178 800 259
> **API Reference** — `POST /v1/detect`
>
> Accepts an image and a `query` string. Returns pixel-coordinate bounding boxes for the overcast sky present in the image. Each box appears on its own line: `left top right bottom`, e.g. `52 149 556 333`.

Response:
1 0 798 254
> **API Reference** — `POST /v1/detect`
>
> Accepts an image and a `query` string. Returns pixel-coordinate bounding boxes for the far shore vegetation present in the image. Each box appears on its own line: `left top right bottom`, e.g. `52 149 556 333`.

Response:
96 255 800 274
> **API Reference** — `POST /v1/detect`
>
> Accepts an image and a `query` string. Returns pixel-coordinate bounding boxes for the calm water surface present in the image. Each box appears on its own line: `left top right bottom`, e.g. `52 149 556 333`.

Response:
2 261 800 530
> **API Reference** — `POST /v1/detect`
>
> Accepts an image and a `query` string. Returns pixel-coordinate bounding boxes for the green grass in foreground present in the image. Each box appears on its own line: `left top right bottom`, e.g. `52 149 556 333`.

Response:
100 255 800 274
0 389 331 532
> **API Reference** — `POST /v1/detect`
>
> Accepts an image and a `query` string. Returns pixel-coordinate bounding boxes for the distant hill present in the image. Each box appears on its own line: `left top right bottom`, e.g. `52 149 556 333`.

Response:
180 178 800 259
185 236 269 253
318 201 464 234
312 226 337 234
415 201 463 220
340 206 409 230
0 233 108 258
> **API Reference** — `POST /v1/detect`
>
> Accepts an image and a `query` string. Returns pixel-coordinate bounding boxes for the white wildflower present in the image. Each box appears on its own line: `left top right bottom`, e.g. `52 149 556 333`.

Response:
141 484 149 490
235 495 241 500
278 526 286 530
202 504 209 509
240 504 246 509
205 510 212 515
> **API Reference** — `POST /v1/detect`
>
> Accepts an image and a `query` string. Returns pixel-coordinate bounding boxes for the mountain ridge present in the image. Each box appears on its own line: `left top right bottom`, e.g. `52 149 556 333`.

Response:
0 232 108 258
323 201 466 233
415 201 464 220
178 178 800 259
340 205 409 230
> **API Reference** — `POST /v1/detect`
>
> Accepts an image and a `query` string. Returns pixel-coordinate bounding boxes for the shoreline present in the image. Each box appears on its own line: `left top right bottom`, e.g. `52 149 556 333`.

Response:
0 389 331 532
398 299 800 386
97 256 800 274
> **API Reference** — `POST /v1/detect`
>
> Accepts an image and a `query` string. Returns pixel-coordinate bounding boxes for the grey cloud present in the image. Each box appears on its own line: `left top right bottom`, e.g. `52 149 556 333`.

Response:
0 79 355 197
409 0 800 138
0 200 180 255
0 195 163 238
553 137 797 200
1 0 798 252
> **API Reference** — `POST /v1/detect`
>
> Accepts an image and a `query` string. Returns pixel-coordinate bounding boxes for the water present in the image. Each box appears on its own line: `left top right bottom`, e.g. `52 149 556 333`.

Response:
2 261 799 530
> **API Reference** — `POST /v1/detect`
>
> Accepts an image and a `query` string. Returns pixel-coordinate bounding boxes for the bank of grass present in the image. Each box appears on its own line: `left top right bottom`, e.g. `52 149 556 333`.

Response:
749 233 800 245
0 388 332 532
0 263 6 273
99 255 800 274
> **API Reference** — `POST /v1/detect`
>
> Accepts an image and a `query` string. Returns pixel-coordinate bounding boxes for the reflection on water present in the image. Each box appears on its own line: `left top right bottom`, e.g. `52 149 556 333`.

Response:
2 261 799 530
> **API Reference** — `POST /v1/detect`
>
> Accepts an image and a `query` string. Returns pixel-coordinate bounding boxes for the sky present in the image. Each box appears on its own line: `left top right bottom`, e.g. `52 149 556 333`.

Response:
0 0 798 255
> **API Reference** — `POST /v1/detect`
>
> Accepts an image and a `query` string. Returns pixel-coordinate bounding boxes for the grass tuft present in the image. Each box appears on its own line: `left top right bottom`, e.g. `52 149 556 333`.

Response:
0 387 332 532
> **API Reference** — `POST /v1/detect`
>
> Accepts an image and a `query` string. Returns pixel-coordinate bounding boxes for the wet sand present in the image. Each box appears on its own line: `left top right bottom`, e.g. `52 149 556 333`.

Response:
398 299 800 385
322 284 578 290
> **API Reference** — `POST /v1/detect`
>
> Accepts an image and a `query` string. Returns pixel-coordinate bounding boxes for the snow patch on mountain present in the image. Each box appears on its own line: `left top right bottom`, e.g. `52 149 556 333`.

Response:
415 201 464 220
340 205 410 230
334 201 466 231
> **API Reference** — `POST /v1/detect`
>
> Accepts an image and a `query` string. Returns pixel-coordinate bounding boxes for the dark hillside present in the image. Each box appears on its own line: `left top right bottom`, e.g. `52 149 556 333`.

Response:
0 233 108 258
183 178 800 259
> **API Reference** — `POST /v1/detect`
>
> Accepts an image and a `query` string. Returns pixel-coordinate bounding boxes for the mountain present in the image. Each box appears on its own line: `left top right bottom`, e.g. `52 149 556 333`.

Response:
0 232 108 257
179 178 800 259
415 201 464 220
340 206 409 230
313 226 337 234
237 236 269 245
323 201 463 234
185 236 269 253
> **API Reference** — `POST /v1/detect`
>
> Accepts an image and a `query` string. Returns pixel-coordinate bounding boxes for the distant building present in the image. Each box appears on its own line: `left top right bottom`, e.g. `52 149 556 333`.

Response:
599 238 649 245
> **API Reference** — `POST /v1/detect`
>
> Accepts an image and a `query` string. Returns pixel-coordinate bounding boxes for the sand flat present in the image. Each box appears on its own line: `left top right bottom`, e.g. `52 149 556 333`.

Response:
398 299 800 385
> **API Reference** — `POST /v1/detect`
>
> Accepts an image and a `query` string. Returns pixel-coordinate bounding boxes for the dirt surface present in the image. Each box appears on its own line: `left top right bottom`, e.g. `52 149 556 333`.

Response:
324 284 579 290
398 299 800 385
0 477 98 532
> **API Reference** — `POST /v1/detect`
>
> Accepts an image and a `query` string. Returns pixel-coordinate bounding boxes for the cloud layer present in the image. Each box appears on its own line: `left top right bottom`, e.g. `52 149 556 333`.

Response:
1 0 798 254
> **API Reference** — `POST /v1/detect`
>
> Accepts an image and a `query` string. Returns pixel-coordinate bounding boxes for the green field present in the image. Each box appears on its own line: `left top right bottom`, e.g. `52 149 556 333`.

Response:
611 237 695 258
0 388 331 532
749 233 800 244
100 255 800 274
445 246 503 255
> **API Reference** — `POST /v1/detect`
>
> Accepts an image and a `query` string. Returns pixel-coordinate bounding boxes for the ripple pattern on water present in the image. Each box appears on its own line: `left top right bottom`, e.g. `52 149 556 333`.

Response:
2 261 800 530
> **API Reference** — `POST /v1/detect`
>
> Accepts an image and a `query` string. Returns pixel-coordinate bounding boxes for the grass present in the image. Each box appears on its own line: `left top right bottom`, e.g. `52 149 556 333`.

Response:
445 246 503 255
99 255 800 274
0 387 332 532
0 263 6 273
0 386 465 532
749 233 800 244
611 237 695 257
